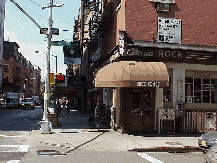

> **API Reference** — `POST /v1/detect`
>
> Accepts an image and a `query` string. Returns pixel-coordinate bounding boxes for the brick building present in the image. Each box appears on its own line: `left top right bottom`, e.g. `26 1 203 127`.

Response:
75 0 217 134
3 41 42 99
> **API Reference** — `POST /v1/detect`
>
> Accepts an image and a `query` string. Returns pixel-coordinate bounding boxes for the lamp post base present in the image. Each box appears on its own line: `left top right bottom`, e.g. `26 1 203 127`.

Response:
40 120 50 134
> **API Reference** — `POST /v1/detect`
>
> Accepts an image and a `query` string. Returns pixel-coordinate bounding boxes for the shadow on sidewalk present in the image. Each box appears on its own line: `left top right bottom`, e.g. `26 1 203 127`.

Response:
53 108 109 130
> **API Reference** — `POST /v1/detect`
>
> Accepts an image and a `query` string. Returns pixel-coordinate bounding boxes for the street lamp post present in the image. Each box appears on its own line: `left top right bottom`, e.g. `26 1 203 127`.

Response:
52 55 57 73
10 0 63 133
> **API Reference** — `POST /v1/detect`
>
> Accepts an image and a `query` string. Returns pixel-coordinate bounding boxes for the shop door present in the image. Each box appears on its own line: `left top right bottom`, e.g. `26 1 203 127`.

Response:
129 88 155 133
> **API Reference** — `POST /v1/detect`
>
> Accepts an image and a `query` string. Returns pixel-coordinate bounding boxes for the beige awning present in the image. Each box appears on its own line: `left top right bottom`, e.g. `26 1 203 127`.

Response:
94 61 169 88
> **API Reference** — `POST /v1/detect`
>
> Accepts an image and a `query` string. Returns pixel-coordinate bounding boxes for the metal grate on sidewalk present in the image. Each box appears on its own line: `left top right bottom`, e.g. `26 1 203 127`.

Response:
0 152 27 161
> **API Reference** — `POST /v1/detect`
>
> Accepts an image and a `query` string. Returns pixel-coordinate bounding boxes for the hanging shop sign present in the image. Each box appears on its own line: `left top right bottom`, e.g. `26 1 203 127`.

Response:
110 48 120 63
119 31 125 56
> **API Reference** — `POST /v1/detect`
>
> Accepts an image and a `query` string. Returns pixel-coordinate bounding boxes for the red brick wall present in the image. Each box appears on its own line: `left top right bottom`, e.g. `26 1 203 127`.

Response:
125 0 217 46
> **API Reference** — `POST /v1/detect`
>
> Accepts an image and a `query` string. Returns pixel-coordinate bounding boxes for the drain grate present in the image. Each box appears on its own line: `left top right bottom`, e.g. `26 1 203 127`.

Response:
0 152 27 161
37 150 66 156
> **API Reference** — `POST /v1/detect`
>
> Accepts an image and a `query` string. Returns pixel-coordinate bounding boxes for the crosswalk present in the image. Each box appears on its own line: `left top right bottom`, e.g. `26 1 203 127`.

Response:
137 153 164 163
0 134 29 163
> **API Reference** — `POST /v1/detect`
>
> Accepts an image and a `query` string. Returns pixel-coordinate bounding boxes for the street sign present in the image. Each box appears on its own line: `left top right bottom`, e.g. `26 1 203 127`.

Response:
40 28 59 35
51 41 71 46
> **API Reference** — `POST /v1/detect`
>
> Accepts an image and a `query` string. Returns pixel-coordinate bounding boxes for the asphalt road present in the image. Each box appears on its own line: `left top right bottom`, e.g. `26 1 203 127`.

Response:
0 106 43 131
0 107 207 163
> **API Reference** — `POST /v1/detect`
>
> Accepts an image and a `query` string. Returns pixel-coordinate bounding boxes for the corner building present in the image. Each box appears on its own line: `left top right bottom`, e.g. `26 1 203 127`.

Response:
81 0 217 134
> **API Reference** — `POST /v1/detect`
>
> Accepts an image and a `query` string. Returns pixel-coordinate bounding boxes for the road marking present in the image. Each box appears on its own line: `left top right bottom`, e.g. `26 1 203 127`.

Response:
0 135 22 138
137 153 164 163
0 145 29 152
6 160 20 163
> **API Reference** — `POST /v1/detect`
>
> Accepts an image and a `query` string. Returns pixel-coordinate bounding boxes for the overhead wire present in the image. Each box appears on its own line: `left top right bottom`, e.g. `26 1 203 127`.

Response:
28 0 43 8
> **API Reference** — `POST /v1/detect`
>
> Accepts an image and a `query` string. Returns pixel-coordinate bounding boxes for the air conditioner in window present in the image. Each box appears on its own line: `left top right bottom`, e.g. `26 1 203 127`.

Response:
156 3 170 12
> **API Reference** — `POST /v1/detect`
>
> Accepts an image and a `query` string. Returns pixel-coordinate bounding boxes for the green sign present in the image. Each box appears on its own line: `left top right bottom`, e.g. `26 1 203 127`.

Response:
51 41 71 46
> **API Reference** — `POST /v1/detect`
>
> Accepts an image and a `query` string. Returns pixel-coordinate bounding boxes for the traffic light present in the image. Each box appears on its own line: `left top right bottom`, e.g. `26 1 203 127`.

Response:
55 75 65 84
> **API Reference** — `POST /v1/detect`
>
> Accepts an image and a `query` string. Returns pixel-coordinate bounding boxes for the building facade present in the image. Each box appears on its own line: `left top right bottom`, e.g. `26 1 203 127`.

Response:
0 0 6 93
76 0 217 134
3 41 42 99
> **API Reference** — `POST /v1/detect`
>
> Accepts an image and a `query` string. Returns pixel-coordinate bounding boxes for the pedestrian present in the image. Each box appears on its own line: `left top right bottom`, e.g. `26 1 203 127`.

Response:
94 102 101 128
67 101 70 114
63 100 66 108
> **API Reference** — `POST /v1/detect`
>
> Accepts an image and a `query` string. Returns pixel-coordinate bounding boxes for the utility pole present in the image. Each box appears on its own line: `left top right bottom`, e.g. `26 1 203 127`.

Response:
10 0 63 134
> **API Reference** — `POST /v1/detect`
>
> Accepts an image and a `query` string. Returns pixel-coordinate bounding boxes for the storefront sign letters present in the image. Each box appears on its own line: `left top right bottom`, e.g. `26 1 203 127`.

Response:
127 48 154 57
119 31 125 56
137 81 160 87
159 49 183 58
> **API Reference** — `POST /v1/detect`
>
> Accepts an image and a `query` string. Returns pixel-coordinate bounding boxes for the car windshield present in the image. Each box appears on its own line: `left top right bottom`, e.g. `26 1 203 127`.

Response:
6 98 17 103
24 99 34 102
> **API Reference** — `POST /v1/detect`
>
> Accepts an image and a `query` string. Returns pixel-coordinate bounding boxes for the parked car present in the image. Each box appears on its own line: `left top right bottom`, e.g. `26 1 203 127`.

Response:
205 143 217 163
198 131 217 148
0 99 6 109
21 98 35 110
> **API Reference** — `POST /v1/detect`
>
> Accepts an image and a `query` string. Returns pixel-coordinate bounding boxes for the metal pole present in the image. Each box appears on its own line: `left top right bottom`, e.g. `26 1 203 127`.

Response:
41 0 53 133
55 56 57 73
10 0 63 134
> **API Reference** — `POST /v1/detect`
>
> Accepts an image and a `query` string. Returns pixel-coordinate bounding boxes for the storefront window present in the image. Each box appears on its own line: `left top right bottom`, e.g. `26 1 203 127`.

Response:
211 79 217 104
185 77 217 104
163 77 171 102
194 78 201 103
185 77 193 103
203 79 210 103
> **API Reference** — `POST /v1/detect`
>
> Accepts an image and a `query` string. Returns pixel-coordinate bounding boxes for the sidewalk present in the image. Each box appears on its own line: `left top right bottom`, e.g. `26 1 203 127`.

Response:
24 107 201 153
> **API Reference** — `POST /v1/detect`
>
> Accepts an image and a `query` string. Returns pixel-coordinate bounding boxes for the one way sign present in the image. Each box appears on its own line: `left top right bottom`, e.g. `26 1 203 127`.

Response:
40 28 59 35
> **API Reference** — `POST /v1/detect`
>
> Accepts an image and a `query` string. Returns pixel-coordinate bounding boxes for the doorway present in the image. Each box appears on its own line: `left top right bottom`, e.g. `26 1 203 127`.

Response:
130 88 155 133
121 88 156 133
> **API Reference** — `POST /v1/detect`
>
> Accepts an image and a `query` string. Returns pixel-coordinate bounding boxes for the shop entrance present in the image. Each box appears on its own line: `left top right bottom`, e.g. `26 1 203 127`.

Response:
121 88 155 133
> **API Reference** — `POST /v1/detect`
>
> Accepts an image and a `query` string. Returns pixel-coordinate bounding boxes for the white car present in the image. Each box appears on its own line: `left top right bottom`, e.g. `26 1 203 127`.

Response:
21 98 35 110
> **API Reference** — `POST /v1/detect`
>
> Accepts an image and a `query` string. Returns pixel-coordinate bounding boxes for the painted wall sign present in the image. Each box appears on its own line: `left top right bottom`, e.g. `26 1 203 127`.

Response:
137 81 160 87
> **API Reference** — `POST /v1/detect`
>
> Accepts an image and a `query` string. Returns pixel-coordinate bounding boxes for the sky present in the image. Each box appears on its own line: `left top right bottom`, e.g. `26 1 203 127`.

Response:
4 0 81 80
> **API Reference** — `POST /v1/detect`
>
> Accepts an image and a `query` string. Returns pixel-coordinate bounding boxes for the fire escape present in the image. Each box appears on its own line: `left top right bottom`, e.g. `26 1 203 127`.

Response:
83 0 114 89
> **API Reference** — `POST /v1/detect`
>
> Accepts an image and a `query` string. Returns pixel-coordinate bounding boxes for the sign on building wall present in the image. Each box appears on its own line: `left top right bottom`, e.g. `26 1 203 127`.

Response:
63 42 81 64
158 17 182 44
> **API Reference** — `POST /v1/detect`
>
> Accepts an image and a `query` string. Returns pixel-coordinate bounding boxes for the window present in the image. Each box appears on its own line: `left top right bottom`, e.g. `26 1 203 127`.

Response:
4 65 8 72
194 78 201 103
211 79 217 104
163 77 171 102
143 91 152 114
203 79 210 103
156 3 170 12
5 54 9 60
185 77 193 103
132 90 141 115
185 77 217 104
